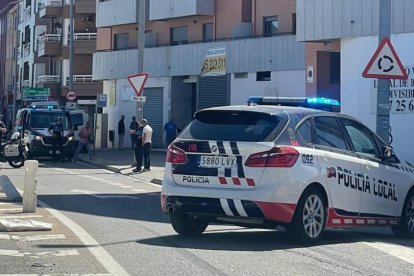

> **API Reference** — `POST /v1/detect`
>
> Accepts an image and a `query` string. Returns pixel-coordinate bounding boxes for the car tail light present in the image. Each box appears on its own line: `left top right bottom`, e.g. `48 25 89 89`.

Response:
245 147 299 168
166 144 188 164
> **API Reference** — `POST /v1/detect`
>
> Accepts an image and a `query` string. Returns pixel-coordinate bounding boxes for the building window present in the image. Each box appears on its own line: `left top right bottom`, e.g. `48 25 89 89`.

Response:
202 23 213 42
170 26 188 45
114 33 129 50
256 71 271 81
292 14 297 34
234 72 248 79
263 16 278 37
330 52 340 84
241 0 252 22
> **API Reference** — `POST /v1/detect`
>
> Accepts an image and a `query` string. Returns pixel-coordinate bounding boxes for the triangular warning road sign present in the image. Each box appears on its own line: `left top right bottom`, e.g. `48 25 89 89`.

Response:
127 73 149 96
362 38 408 79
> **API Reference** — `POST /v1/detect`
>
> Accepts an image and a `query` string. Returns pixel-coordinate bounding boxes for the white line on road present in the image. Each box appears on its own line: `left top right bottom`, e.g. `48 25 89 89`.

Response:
11 234 66 241
363 241 414 266
119 185 133 189
108 183 124 186
0 215 42 219
0 234 10 240
31 249 79 258
0 249 24 257
38 200 129 275
70 189 137 200
131 189 146 192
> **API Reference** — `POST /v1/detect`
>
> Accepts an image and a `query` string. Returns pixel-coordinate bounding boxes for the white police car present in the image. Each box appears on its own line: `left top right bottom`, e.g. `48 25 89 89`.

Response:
161 97 414 242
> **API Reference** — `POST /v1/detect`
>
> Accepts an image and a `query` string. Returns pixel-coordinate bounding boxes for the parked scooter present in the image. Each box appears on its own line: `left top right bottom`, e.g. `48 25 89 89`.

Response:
1 132 27 168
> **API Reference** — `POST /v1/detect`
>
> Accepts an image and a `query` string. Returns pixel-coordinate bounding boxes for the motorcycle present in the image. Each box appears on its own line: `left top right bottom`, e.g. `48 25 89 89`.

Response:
1 132 27 168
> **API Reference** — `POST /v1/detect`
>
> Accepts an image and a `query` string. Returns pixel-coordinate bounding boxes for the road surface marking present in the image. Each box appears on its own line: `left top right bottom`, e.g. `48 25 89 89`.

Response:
11 234 66 241
0 208 23 213
109 183 124 186
31 249 79 258
119 185 133 189
131 189 146 192
0 234 10 240
38 200 129 275
0 215 42 219
70 189 137 200
363 241 414 265
0 249 24 257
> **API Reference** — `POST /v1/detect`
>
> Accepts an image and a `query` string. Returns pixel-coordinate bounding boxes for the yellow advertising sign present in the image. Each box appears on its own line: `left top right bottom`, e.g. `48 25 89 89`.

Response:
201 47 226 77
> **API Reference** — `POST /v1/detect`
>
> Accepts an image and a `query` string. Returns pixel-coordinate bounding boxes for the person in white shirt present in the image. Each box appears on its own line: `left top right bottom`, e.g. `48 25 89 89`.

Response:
141 119 153 172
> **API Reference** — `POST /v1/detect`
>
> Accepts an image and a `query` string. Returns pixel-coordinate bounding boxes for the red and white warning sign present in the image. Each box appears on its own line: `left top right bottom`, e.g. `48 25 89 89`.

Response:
127 73 149 96
362 37 408 80
66 90 77 102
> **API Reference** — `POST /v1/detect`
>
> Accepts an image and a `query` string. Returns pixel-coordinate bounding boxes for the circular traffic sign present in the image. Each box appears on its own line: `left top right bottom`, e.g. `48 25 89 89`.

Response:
66 90 77 102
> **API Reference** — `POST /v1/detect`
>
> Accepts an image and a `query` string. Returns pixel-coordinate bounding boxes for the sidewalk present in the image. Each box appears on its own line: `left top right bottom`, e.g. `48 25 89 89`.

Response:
77 147 166 185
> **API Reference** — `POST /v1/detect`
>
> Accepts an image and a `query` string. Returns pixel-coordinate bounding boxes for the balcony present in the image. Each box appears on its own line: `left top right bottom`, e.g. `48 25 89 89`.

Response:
93 35 304 80
37 75 61 95
22 80 30 88
23 44 30 58
96 0 138 28
38 0 63 18
37 34 62 57
75 0 96 14
149 0 214 21
63 75 103 97
24 6 31 22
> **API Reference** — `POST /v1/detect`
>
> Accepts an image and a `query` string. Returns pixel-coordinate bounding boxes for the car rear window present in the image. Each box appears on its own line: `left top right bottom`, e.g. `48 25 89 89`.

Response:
179 110 288 142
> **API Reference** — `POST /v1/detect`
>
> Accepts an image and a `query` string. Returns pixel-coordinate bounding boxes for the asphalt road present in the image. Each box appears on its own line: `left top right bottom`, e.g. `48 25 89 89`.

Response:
1 161 414 275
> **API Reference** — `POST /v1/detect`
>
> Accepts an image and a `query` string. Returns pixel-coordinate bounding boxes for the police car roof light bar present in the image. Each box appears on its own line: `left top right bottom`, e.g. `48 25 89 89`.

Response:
247 96 340 110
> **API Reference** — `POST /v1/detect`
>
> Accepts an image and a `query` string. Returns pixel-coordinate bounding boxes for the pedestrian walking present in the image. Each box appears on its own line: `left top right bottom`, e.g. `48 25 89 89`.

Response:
118 115 125 150
129 116 139 149
161 117 178 146
48 117 64 162
141 119 153 172
72 121 93 162
133 123 144 173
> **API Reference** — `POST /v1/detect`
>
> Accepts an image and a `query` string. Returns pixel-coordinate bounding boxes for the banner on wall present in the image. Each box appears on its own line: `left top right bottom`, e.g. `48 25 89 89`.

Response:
200 47 227 77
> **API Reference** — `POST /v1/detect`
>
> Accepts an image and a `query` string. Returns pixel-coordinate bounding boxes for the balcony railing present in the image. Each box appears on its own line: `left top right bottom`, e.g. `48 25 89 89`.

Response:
37 75 60 84
65 75 94 86
17 47 21 59
38 34 62 43
23 44 30 57
24 6 31 21
22 80 30 88
72 33 97 41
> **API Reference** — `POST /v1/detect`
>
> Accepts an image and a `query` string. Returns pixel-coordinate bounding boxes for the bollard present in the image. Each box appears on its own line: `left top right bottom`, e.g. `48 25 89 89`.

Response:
23 160 38 213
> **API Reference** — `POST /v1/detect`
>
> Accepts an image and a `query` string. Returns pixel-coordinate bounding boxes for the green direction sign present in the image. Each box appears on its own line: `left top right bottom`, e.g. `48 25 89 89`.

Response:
23 87 51 97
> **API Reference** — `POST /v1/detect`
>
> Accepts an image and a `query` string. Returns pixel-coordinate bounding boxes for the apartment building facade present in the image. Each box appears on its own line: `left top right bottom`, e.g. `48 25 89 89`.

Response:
5 4 18 125
297 0 414 163
0 0 17 124
93 0 306 148
17 0 101 121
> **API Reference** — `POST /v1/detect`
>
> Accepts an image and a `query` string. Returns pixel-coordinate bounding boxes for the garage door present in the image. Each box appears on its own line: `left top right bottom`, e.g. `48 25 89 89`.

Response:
143 87 163 148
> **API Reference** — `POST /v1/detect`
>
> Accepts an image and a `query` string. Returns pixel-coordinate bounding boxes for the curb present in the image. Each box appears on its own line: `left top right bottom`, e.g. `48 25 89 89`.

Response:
0 175 22 202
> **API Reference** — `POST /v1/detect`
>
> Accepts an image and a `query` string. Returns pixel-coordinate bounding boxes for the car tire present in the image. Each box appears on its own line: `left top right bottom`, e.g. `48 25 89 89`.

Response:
287 187 327 243
391 190 414 239
170 213 209 237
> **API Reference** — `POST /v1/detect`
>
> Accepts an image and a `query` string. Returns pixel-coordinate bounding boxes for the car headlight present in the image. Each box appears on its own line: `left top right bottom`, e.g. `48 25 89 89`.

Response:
35 135 42 141
68 136 74 141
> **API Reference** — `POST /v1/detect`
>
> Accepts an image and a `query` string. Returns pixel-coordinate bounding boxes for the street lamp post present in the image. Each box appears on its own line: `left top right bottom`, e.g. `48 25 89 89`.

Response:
69 0 74 91
376 0 392 144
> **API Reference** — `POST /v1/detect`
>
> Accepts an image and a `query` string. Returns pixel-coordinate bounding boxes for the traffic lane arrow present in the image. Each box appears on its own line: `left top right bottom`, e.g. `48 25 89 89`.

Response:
70 189 139 200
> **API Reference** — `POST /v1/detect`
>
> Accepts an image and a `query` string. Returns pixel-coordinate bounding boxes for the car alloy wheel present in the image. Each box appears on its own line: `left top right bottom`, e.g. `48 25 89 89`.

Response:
302 194 324 238
406 195 414 233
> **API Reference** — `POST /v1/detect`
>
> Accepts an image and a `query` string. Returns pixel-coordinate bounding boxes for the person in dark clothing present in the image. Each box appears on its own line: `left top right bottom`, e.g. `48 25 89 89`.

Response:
118 115 125 150
0 116 7 144
129 116 139 149
161 117 178 146
132 124 144 173
48 117 64 162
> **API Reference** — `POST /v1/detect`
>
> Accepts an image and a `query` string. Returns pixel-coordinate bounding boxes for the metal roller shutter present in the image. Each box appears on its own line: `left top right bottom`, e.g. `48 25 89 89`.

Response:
197 74 230 111
143 87 163 148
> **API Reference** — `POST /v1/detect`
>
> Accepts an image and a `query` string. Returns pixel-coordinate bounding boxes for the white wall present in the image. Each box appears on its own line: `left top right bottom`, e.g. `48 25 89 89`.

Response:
230 70 306 105
103 77 170 147
341 33 414 162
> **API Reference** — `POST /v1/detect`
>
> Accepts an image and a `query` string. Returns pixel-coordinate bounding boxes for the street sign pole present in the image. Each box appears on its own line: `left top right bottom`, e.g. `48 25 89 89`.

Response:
137 0 146 122
376 0 392 144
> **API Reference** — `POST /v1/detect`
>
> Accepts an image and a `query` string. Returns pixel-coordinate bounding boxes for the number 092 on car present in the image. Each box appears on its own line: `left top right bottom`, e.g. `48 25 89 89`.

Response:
199 156 236 168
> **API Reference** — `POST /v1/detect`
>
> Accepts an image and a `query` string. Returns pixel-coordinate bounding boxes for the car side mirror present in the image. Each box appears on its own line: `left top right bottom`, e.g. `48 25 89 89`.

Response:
382 146 394 159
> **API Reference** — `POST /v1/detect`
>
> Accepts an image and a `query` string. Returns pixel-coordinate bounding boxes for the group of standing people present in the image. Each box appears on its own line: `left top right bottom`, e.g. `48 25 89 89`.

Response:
118 115 153 173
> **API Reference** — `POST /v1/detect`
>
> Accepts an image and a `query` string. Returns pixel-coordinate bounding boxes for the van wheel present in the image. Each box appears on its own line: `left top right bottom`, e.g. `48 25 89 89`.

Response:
288 188 326 243
170 213 209 237
392 191 414 239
